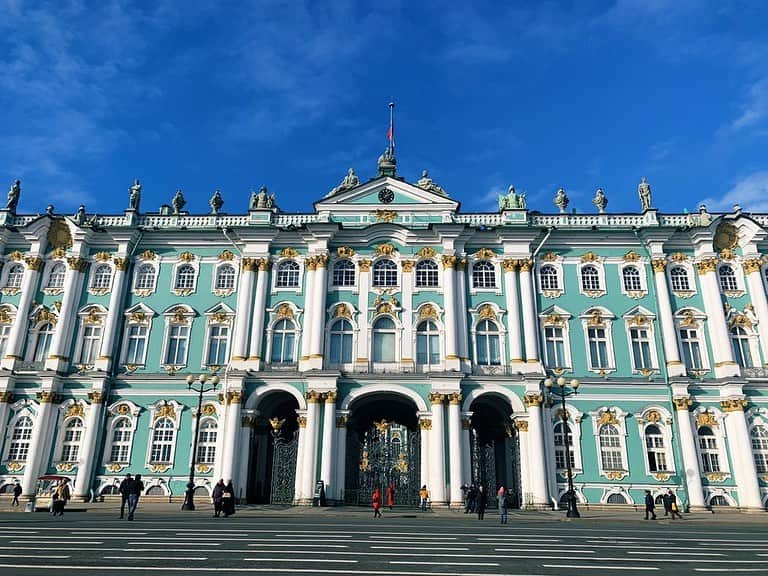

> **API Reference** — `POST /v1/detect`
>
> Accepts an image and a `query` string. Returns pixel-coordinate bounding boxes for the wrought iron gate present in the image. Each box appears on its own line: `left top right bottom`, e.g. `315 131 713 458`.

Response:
471 429 498 508
345 420 420 506
269 430 298 504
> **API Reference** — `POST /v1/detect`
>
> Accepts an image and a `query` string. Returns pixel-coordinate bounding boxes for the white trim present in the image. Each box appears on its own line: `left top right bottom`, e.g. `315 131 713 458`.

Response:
468 257 502 295
577 260 606 298
41 259 67 295
244 383 307 411
265 302 303 366
144 400 183 470
171 259 200 296
103 400 142 466
579 307 616 374
618 262 648 299
536 260 564 298
468 303 507 369
412 303 445 372
590 406 630 480
160 304 196 369
638 406 676 477
622 306 660 374
132 260 159 297
550 404 584 474
120 304 156 367
412 258 442 292
340 383 429 413
539 305 572 371
211 261 239 297
324 305 358 370
88 261 114 295
2 402 37 464
52 402 86 465
271 258 304 294
716 261 746 297
692 406 731 478
0 261 26 291
674 307 712 373
667 261 697 298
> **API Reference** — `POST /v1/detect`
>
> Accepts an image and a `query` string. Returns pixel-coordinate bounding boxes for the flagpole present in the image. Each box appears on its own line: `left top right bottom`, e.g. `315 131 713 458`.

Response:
388 101 395 154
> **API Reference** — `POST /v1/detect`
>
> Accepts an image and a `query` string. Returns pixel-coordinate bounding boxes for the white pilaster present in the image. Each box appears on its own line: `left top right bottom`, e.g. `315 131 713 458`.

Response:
334 411 348 503
401 261 414 368
46 256 87 372
460 413 472 495
697 259 739 378
419 414 431 493
248 260 270 367
429 393 447 504
293 411 307 502
651 259 685 377
221 390 243 482
447 394 463 506
306 255 328 370
524 393 549 506
743 258 768 364
73 392 105 499
2 256 43 370
236 416 253 497
21 393 57 497
721 398 763 509
299 392 321 503
672 395 705 508
355 260 371 370
441 257 460 370
456 260 470 372
320 391 336 499
94 257 129 372
514 418 532 508
502 260 524 369
231 260 257 367
299 263 316 369
519 261 540 372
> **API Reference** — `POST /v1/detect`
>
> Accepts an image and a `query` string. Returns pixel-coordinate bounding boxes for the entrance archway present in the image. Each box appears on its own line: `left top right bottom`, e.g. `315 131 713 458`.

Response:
344 392 421 507
469 394 521 509
246 391 299 504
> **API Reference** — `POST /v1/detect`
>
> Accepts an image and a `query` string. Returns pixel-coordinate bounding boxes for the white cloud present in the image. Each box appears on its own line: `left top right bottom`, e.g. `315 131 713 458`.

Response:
700 171 768 212
731 77 768 131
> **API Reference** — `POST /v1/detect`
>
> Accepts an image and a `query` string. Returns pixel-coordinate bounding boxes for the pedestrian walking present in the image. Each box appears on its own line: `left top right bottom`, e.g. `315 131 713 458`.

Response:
499 487 509 525
419 485 429 512
372 487 382 518
644 490 657 520
466 484 477 513
11 482 22 507
212 478 225 518
118 473 132 519
222 479 236 517
668 490 683 519
661 491 672 516
127 473 144 521
386 483 395 510
52 478 70 516
476 485 487 520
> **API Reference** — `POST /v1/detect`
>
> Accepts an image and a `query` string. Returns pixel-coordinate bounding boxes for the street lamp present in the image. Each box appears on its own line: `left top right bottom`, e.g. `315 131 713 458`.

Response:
181 372 220 511
544 375 580 518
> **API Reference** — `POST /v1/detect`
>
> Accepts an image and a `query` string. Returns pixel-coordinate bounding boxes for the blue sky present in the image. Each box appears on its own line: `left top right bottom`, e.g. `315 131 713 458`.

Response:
2 0 768 216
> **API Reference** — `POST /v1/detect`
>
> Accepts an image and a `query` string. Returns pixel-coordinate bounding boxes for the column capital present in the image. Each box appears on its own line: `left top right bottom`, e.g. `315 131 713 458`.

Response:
226 390 243 405
324 391 338 403
428 392 446 404
517 258 533 272
335 415 348 428
113 257 130 271
24 256 44 271
419 418 432 430
401 260 415 272
441 255 457 269
87 391 106 404
672 396 693 411
314 253 329 269
358 259 371 272
241 257 259 272
447 392 462 405
38 391 61 404
461 416 471 430
306 390 323 403
695 257 718 274
743 257 764 274
720 398 748 412
241 415 256 428
0 391 14 403
523 393 543 407
501 258 518 273
456 257 468 272
66 256 88 273
513 419 529 432
298 415 307 428
651 258 668 272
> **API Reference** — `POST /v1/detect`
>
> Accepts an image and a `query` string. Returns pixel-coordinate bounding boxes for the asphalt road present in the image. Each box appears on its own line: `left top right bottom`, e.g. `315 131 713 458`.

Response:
0 509 767 575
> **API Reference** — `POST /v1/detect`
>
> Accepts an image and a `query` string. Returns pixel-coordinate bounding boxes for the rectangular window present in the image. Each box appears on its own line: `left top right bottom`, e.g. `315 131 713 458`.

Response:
417 333 440 365
206 325 229 366
544 326 566 368
125 325 148 365
330 332 353 364
0 324 10 360
630 327 653 370
587 327 609 369
373 332 396 363
680 328 703 370
78 325 102 365
165 325 189 365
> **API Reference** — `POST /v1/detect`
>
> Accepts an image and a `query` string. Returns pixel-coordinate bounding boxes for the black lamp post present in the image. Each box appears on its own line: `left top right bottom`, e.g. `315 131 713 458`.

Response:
181 373 220 511
544 375 580 518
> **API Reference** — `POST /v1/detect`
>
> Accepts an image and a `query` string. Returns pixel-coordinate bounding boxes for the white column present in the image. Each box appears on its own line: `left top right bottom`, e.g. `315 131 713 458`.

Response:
320 391 336 499
248 260 270 366
456 260 470 371
95 258 129 372
441 257 460 370
518 260 539 369
73 392 105 499
651 259 685 377
0 390 14 469
46 257 87 372
514 419 532 508
293 412 307 502
419 415 431 492
673 396 705 508
299 392 321 503
235 416 253 497
447 393 463 506
356 260 371 369
429 393 446 504
231 260 257 365
460 413 472 494
401 261 414 368
744 258 768 363
697 259 739 378
502 259 524 367
306 255 328 370
334 411 348 503
721 399 762 509
524 394 549 506
2 257 43 370
21 393 57 497
221 390 243 482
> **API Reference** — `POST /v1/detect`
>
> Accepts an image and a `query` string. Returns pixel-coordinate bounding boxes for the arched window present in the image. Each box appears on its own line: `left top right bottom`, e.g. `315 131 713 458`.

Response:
134 263 156 291
553 422 574 471
47 262 66 289
718 265 738 292
698 426 721 472
5 263 24 289
91 264 112 290
599 425 623 471
372 259 398 287
670 266 690 291
0 324 10 360
622 266 642 292
415 260 439 287
215 264 236 291
710 495 730 507
149 417 175 464
680 327 704 370
416 321 440 367
731 326 753 368
606 493 628 504
78 324 103 365
540 265 559 290
372 317 396 363
751 426 768 474
472 261 495 289
60 417 83 462
206 325 229 366
332 260 356 287
174 264 196 290
580 265 600 291
109 417 133 463
8 415 33 461
33 323 55 363
475 319 500 366
196 419 217 464
270 319 296 363
644 424 668 472
329 319 353 364
276 260 300 288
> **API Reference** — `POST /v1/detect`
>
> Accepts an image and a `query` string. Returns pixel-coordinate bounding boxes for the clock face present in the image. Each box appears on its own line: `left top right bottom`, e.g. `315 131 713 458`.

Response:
378 188 394 204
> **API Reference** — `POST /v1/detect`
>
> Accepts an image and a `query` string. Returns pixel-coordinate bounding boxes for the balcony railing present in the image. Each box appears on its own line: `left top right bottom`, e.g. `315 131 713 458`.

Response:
742 367 768 379
15 361 46 372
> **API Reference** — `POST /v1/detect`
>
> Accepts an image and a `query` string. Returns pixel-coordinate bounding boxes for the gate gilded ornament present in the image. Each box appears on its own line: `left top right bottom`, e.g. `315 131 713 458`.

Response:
269 428 298 504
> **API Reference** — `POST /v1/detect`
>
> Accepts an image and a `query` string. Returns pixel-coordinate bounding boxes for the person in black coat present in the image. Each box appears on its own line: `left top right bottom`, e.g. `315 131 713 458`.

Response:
644 490 657 520
222 480 236 517
118 474 132 519
212 479 225 518
476 485 487 520
661 491 672 516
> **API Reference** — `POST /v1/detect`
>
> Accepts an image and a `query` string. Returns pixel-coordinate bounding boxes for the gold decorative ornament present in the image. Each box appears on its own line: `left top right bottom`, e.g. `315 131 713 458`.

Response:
645 410 662 423
400 260 414 272
24 256 44 271
441 255 457 269
729 313 753 329
394 452 408 473
84 310 103 325
704 472 726 482
226 391 243 405
429 392 445 404
106 463 124 473
115 403 131 415
218 250 235 261
51 246 67 259
0 391 15 403
47 220 73 249
418 304 438 321
358 259 371 272
605 471 627 481
201 404 217 416
514 420 529 432
55 462 74 473
325 391 338 403
149 464 170 473
195 464 211 474
501 259 518 272
88 391 105 404
373 209 397 223
448 393 462 405
374 419 389 432
474 248 496 259
154 404 176 421
720 398 747 412
628 313 649 326
653 472 670 482
178 251 194 263
139 250 156 261
278 247 299 258
336 246 356 258
0 307 12 324
695 258 718 274
586 309 606 327
359 450 370 472
419 418 432 430
456 257 468 271
597 411 618 426
314 253 329 269
7 250 25 261
581 252 600 263
743 258 763 274
523 394 543 408
241 258 258 272
713 222 739 251
258 258 271 272
275 303 294 319
332 304 351 319
719 248 735 261
65 403 85 419
298 415 307 428
129 312 148 324
336 415 348 428
94 251 112 262
478 304 497 320
518 258 533 272
651 258 667 272
545 313 565 326
171 306 189 324
417 247 437 259
696 411 718 427
670 252 689 262
679 310 699 328
269 417 286 431
39 391 61 404
624 251 641 262
542 251 559 262
375 243 396 256
306 390 323 403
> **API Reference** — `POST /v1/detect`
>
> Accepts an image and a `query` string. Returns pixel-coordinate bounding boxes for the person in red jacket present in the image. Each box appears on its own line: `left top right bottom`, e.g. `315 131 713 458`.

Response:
386 483 396 510
372 487 382 518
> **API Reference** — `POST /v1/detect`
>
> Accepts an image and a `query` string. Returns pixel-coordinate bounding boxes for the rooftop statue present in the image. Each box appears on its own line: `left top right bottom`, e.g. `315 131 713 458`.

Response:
6 179 20 213
554 187 569 213
498 185 526 211
329 168 360 196
73 204 86 225
592 188 608 213
638 177 652 211
251 185 272 210
416 170 446 196
128 179 141 211
172 190 186 215
209 190 224 215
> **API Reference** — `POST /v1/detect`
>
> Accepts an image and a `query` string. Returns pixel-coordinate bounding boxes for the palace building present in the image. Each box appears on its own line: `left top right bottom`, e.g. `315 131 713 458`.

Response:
1 149 768 511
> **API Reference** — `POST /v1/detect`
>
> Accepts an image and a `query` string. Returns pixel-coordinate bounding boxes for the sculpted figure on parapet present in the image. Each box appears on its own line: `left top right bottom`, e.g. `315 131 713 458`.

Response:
172 190 186 214
498 185 526 211
128 179 141 211
329 168 359 196
6 179 20 213
638 176 652 211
